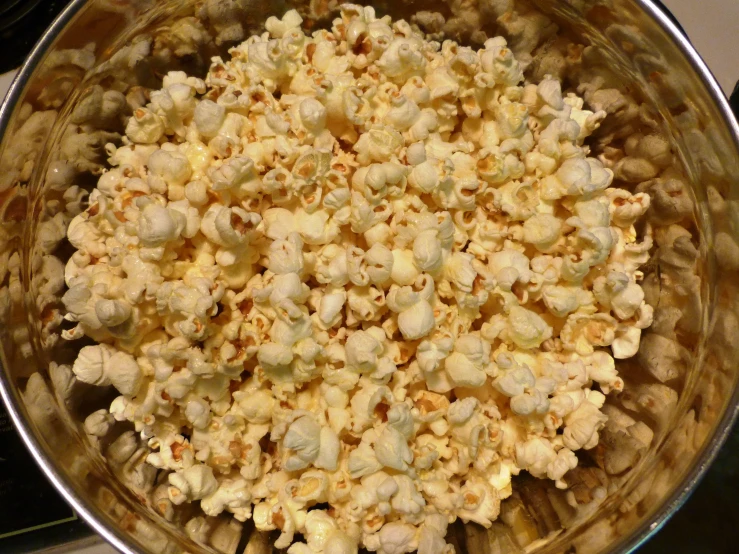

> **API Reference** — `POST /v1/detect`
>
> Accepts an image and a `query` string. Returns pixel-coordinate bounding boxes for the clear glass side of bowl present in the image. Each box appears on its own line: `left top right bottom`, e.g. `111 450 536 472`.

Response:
0 0 738 553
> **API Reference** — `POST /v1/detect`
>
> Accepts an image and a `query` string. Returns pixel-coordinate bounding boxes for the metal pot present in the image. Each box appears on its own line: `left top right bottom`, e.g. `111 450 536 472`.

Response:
0 1 738 553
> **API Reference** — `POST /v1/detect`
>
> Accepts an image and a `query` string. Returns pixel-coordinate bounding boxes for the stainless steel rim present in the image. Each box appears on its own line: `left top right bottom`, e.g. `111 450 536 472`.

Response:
617 1 739 550
0 2 141 551
0 2 737 553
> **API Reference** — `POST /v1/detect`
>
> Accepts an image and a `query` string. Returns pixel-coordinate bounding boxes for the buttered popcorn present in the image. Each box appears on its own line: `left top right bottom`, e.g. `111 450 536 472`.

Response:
65 5 655 553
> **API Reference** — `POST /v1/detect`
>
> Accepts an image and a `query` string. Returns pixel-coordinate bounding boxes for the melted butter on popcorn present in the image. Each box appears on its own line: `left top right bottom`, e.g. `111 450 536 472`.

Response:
64 5 654 553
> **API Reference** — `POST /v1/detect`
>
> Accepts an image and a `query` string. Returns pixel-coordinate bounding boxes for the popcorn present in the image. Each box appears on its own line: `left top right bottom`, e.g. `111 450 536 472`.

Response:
364 244 394 285
138 203 184 247
126 107 165 144
515 437 557 478
413 229 443 272
522 213 562 252
488 249 533 285
376 521 418 554
315 427 341 471
386 276 435 340
167 474 219 519
201 478 252 520
348 438 383 478
562 391 609 450
268 233 306 275
201 204 261 248
561 313 618 355
72 344 143 396
390 249 420 286
84 409 115 437
95 298 132 327
63 7 655 552
443 335 492 388
593 271 645 320
457 476 501 527
505 306 553 350
375 426 414 471
283 415 322 471
542 285 594 318
148 150 192 190
193 99 226 138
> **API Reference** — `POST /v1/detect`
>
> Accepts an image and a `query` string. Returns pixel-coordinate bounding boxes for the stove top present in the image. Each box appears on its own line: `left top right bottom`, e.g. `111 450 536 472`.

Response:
0 402 96 553
0 0 68 73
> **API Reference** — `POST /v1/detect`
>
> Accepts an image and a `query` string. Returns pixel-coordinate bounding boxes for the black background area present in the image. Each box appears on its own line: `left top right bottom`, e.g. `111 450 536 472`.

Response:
0 403 76 538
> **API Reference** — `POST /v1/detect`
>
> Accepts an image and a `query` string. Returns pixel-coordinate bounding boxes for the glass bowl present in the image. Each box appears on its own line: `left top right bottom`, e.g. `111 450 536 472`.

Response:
0 1 738 553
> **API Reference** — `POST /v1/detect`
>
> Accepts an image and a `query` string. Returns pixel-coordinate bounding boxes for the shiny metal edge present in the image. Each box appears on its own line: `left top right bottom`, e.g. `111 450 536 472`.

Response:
0 1 737 554
0 2 141 551
617 1 739 551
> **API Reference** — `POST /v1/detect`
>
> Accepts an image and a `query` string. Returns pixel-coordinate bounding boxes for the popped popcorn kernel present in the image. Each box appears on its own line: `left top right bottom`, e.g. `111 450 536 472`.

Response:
63 6 655 552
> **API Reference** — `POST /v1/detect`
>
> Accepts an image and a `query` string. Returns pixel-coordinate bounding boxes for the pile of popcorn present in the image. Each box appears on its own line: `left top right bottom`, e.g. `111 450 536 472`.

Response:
65 5 654 554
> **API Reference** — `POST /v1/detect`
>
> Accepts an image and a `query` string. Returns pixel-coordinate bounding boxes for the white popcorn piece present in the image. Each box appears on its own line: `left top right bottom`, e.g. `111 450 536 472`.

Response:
541 157 614 200
126 107 165 144
375 426 414 472
84 409 114 437
413 229 444 273
515 437 557 479
201 204 262 251
386 275 435 340
201 478 252 521
148 149 192 191
443 335 491 388
561 313 618 356
138 203 185 248
390 249 420 287
72 344 143 396
547 448 579 488
94 298 132 327
457 476 501 527
168 464 218 504
265 9 303 38
193 99 226 138
348 440 383 479
364 244 394 285
522 213 562 252
376 521 418 554
542 285 594 318
283 415 321 471
324 531 358 554
506 306 553 350
584 351 623 394
593 271 645 320
268 232 306 275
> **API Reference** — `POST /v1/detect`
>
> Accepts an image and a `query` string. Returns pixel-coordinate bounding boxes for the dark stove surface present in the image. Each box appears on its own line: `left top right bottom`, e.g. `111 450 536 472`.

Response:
0 0 69 73
0 402 93 552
